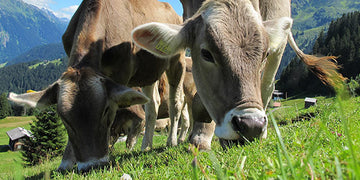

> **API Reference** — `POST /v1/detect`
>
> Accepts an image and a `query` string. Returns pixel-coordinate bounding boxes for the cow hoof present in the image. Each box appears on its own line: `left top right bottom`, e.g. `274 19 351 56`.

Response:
189 136 212 151
57 159 76 172
166 138 178 147
178 138 186 144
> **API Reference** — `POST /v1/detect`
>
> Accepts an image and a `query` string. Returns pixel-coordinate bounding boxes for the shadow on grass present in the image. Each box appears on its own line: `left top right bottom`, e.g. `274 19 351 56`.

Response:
24 170 55 180
0 145 10 152
110 145 168 164
22 145 189 178
109 144 191 169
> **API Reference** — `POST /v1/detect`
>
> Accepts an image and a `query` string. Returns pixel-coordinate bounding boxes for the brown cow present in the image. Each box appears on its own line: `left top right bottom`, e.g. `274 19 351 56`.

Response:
110 75 193 148
8 0 185 171
132 0 343 148
109 104 145 150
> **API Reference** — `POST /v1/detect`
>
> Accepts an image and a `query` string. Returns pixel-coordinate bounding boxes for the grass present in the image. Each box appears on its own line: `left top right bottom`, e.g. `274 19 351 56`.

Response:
0 116 34 177
1 95 360 179
0 62 7 68
28 58 62 69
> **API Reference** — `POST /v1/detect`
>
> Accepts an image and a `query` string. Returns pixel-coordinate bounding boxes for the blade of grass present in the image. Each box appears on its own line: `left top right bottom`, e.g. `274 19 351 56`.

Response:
208 151 226 180
298 118 323 177
239 156 246 172
269 112 295 178
276 143 286 180
335 91 359 177
192 157 199 180
335 156 343 180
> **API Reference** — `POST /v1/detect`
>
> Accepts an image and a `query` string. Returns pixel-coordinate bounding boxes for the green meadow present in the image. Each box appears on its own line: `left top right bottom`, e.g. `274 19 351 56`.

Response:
0 96 359 179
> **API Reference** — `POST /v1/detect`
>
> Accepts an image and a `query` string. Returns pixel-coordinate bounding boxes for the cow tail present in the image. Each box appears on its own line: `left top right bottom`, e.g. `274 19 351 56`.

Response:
287 32 346 90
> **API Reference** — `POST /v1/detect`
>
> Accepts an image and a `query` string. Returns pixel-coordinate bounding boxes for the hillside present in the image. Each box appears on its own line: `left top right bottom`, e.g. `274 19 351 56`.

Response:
278 0 360 78
278 11 360 95
5 43 66 66
0 0 67 63
0 58 68 94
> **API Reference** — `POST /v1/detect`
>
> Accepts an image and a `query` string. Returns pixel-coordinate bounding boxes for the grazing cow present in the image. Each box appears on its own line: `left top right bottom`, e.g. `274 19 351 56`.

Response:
110 75 192 146
132 0 343 147
8 0 185 171
109 104 145 149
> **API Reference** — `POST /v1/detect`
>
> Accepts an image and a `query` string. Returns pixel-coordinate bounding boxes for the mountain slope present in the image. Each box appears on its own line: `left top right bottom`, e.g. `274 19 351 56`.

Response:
0 0 67 63
5 43 66 66
0 58 68 94
277 11 360 95
277 0 360 78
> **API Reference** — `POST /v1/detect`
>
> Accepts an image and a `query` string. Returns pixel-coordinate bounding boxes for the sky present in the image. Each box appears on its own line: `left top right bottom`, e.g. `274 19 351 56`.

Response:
22 0 183 20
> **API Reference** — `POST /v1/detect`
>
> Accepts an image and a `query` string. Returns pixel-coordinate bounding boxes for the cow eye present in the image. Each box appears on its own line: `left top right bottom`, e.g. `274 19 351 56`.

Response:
201 49 215 63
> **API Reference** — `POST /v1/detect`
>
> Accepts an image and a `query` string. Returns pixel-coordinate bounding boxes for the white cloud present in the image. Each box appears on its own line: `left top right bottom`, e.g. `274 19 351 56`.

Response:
61 5 79 14
22 0 54 10
23 0 79 20
54 5 79 19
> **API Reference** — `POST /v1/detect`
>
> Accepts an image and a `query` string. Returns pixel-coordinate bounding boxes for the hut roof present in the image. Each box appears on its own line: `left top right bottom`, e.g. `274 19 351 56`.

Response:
304 97 317 103
6 127 32 141
273 90 284 96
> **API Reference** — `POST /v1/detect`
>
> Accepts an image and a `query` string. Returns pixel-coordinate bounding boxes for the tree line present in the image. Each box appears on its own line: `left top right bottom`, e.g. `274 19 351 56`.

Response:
0 57 68 118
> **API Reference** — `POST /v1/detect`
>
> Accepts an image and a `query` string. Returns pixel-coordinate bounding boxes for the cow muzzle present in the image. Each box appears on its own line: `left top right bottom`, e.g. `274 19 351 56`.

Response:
215 108 267 145
77 156 109 172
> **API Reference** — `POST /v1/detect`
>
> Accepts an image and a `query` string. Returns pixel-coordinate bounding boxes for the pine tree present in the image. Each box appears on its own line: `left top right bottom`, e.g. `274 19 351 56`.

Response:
0 93 12 119
22 105 67 166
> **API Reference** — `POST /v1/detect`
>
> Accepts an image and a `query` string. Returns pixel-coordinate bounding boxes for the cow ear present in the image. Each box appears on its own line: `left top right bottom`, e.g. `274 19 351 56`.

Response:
106 80 149 107
8 82 59 109
132 22 185 58
263 17 293 53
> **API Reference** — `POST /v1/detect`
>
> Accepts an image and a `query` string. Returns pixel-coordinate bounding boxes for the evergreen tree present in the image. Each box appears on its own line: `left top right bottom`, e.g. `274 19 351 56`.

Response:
22 105 67 166
0 93 12 119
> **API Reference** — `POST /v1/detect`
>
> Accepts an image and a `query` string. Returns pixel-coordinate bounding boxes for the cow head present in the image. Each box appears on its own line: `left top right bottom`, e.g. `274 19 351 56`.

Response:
8 67 149 171
132 0 292 145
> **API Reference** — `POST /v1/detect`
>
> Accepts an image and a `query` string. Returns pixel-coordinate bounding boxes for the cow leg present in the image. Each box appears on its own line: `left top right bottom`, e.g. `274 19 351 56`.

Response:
189 121 216 150
166 54 186 146
57 140 76 171
178 103 190 143
141 82 160 151
188 93 215 150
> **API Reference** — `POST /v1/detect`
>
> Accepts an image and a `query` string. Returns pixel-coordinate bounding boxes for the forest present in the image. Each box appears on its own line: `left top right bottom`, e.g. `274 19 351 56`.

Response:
277 11 360 96
0 58 68 94
0 58 67 117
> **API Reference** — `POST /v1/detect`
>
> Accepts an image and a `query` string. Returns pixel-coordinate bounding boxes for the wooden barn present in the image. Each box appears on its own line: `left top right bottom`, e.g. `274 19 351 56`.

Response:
6 127 32 151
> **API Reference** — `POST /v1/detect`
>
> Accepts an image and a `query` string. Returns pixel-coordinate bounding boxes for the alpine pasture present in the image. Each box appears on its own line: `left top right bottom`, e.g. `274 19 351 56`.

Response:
1 94 359 179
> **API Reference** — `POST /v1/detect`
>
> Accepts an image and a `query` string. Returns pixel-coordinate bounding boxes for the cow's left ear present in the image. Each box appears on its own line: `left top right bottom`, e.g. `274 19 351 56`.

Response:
8 82 59 109
263 17 293 53
131 22 186 58
105 80 149 107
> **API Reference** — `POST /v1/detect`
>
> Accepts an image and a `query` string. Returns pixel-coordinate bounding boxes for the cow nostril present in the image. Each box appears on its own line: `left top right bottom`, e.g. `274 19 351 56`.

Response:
231 115 266 138
231 116 247 133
